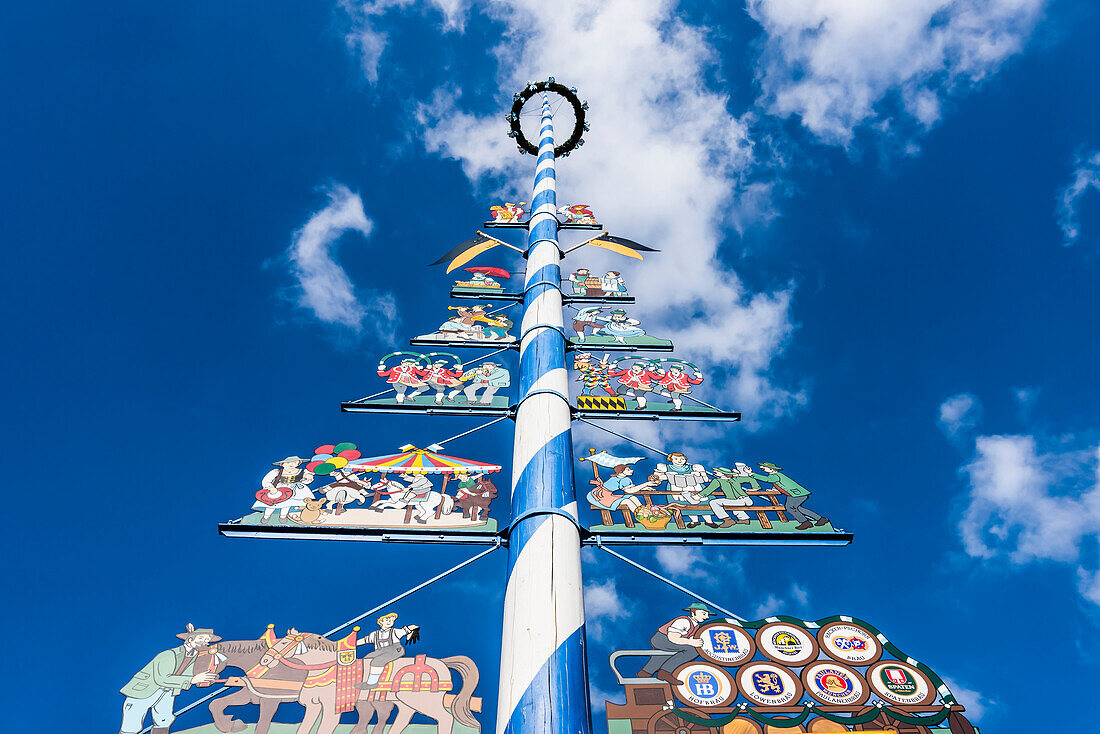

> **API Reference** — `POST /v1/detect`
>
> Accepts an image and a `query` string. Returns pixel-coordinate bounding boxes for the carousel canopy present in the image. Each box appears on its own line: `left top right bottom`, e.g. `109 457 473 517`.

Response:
348 445 502 474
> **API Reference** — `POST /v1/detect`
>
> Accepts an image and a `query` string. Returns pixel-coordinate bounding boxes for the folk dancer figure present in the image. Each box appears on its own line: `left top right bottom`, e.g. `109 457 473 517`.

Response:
574 352 615 396
457 362 510 404
410 359 464 405
119 624 221 734
593 309 645 343
639 603 712 686
253 456 315 524
698 466 755 527
320 467 371 515
655 453 712 527
378 358 428 404
601 270 627 296
609 362 669 409
355 613 421 690
573 306 604 342
750 462 829 530
655 364 703 411
587 464 658 514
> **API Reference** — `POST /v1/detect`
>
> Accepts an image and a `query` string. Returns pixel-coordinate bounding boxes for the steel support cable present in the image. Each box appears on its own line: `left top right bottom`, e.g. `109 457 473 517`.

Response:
576 417 668 457
593 540 744 621
145 543 502 734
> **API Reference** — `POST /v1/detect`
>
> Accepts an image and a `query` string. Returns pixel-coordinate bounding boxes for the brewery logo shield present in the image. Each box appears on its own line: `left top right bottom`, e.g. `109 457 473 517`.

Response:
737 662 801 706
866 661 935 706
818 622 882 664
672 663 735 707
801 662 868 706
756 622 819 666
697 623 755 665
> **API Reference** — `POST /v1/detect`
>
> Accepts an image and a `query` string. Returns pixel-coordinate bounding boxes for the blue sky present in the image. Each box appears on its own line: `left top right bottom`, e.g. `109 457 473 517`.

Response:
4 1 1100 731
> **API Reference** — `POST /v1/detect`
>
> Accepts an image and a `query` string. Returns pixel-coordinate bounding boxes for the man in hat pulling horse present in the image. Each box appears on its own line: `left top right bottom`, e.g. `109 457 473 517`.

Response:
639 603 712 685
119 624 221 734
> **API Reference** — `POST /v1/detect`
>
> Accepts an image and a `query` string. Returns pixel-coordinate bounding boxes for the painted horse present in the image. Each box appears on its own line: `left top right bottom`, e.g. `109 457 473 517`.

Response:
270 630 481 734
200 627 401 734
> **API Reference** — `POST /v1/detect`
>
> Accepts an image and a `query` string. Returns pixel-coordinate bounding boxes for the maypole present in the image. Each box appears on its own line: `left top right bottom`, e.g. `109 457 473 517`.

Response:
206 74 984 734
500 92 591 734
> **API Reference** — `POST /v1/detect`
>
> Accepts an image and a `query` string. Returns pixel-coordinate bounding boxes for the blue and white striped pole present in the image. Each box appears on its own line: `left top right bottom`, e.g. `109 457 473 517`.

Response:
499 94 592 734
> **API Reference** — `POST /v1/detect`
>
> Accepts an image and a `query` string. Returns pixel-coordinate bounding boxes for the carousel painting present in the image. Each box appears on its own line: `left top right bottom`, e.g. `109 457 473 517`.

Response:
232 444 501 534
342 353 511 416
118 617 483 734
579 449 847 541
568 306 672 351
572 355 739 421
601 606 978 733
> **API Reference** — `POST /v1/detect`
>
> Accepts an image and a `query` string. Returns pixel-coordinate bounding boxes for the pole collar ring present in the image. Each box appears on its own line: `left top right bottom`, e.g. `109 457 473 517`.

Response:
507 507 584 535
519 323 569 341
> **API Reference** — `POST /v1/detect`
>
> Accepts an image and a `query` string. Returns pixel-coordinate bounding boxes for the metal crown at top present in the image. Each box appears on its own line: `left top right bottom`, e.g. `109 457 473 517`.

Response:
505 78 588 157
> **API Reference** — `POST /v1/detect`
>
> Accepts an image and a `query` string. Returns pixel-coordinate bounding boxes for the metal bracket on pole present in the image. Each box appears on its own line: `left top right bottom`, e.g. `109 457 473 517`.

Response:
519 322 569 341
506 507 584 535
524 278 563 292
516 388 572 408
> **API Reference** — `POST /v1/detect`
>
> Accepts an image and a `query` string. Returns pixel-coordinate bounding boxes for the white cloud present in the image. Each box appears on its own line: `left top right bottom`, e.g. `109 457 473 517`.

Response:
288 184 398 341
957 432 1100 604
414 0 803 427
654 545 710 579
941 676 992 722
1057 148 1100 245
751 581 811 619
584 578 632 642
938 392 982 438
747 0 1049 146
340 0 467 82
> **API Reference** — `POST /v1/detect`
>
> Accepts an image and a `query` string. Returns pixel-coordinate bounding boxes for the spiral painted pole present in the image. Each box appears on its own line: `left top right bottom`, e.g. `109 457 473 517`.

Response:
498 94 592 734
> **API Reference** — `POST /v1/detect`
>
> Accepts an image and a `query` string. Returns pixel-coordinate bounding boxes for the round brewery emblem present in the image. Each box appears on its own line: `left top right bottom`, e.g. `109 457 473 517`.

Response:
818 622 881 664
697 623 755 665
737 662 802 706
866 661 935 706
801 662 869 707
756 622 819 666
672 663 736 708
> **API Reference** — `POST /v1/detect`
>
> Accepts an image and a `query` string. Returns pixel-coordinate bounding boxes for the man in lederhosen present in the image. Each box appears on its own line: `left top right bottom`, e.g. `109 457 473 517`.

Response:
639 603 712 684
119 624 221 734
355 612 420 689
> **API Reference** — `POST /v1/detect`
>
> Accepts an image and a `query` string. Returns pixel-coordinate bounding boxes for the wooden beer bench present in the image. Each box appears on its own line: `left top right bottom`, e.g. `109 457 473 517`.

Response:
589 489 789 530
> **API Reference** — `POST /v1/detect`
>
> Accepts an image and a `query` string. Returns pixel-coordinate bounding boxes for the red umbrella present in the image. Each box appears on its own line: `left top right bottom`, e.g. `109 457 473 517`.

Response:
463 266 511 279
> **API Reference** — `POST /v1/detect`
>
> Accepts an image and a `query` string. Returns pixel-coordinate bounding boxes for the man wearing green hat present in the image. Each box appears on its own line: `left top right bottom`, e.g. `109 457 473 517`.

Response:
698 465 755 528
751 462 829 531
639 602 712 684
119 624 221 734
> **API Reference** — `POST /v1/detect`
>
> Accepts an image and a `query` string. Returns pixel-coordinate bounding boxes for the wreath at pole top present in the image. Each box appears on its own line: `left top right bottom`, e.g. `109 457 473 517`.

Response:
506 78 589 157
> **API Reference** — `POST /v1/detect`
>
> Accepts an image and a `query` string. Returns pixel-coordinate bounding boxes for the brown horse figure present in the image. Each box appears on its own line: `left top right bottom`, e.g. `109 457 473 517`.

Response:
273 631 481 734
200 629 403 734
